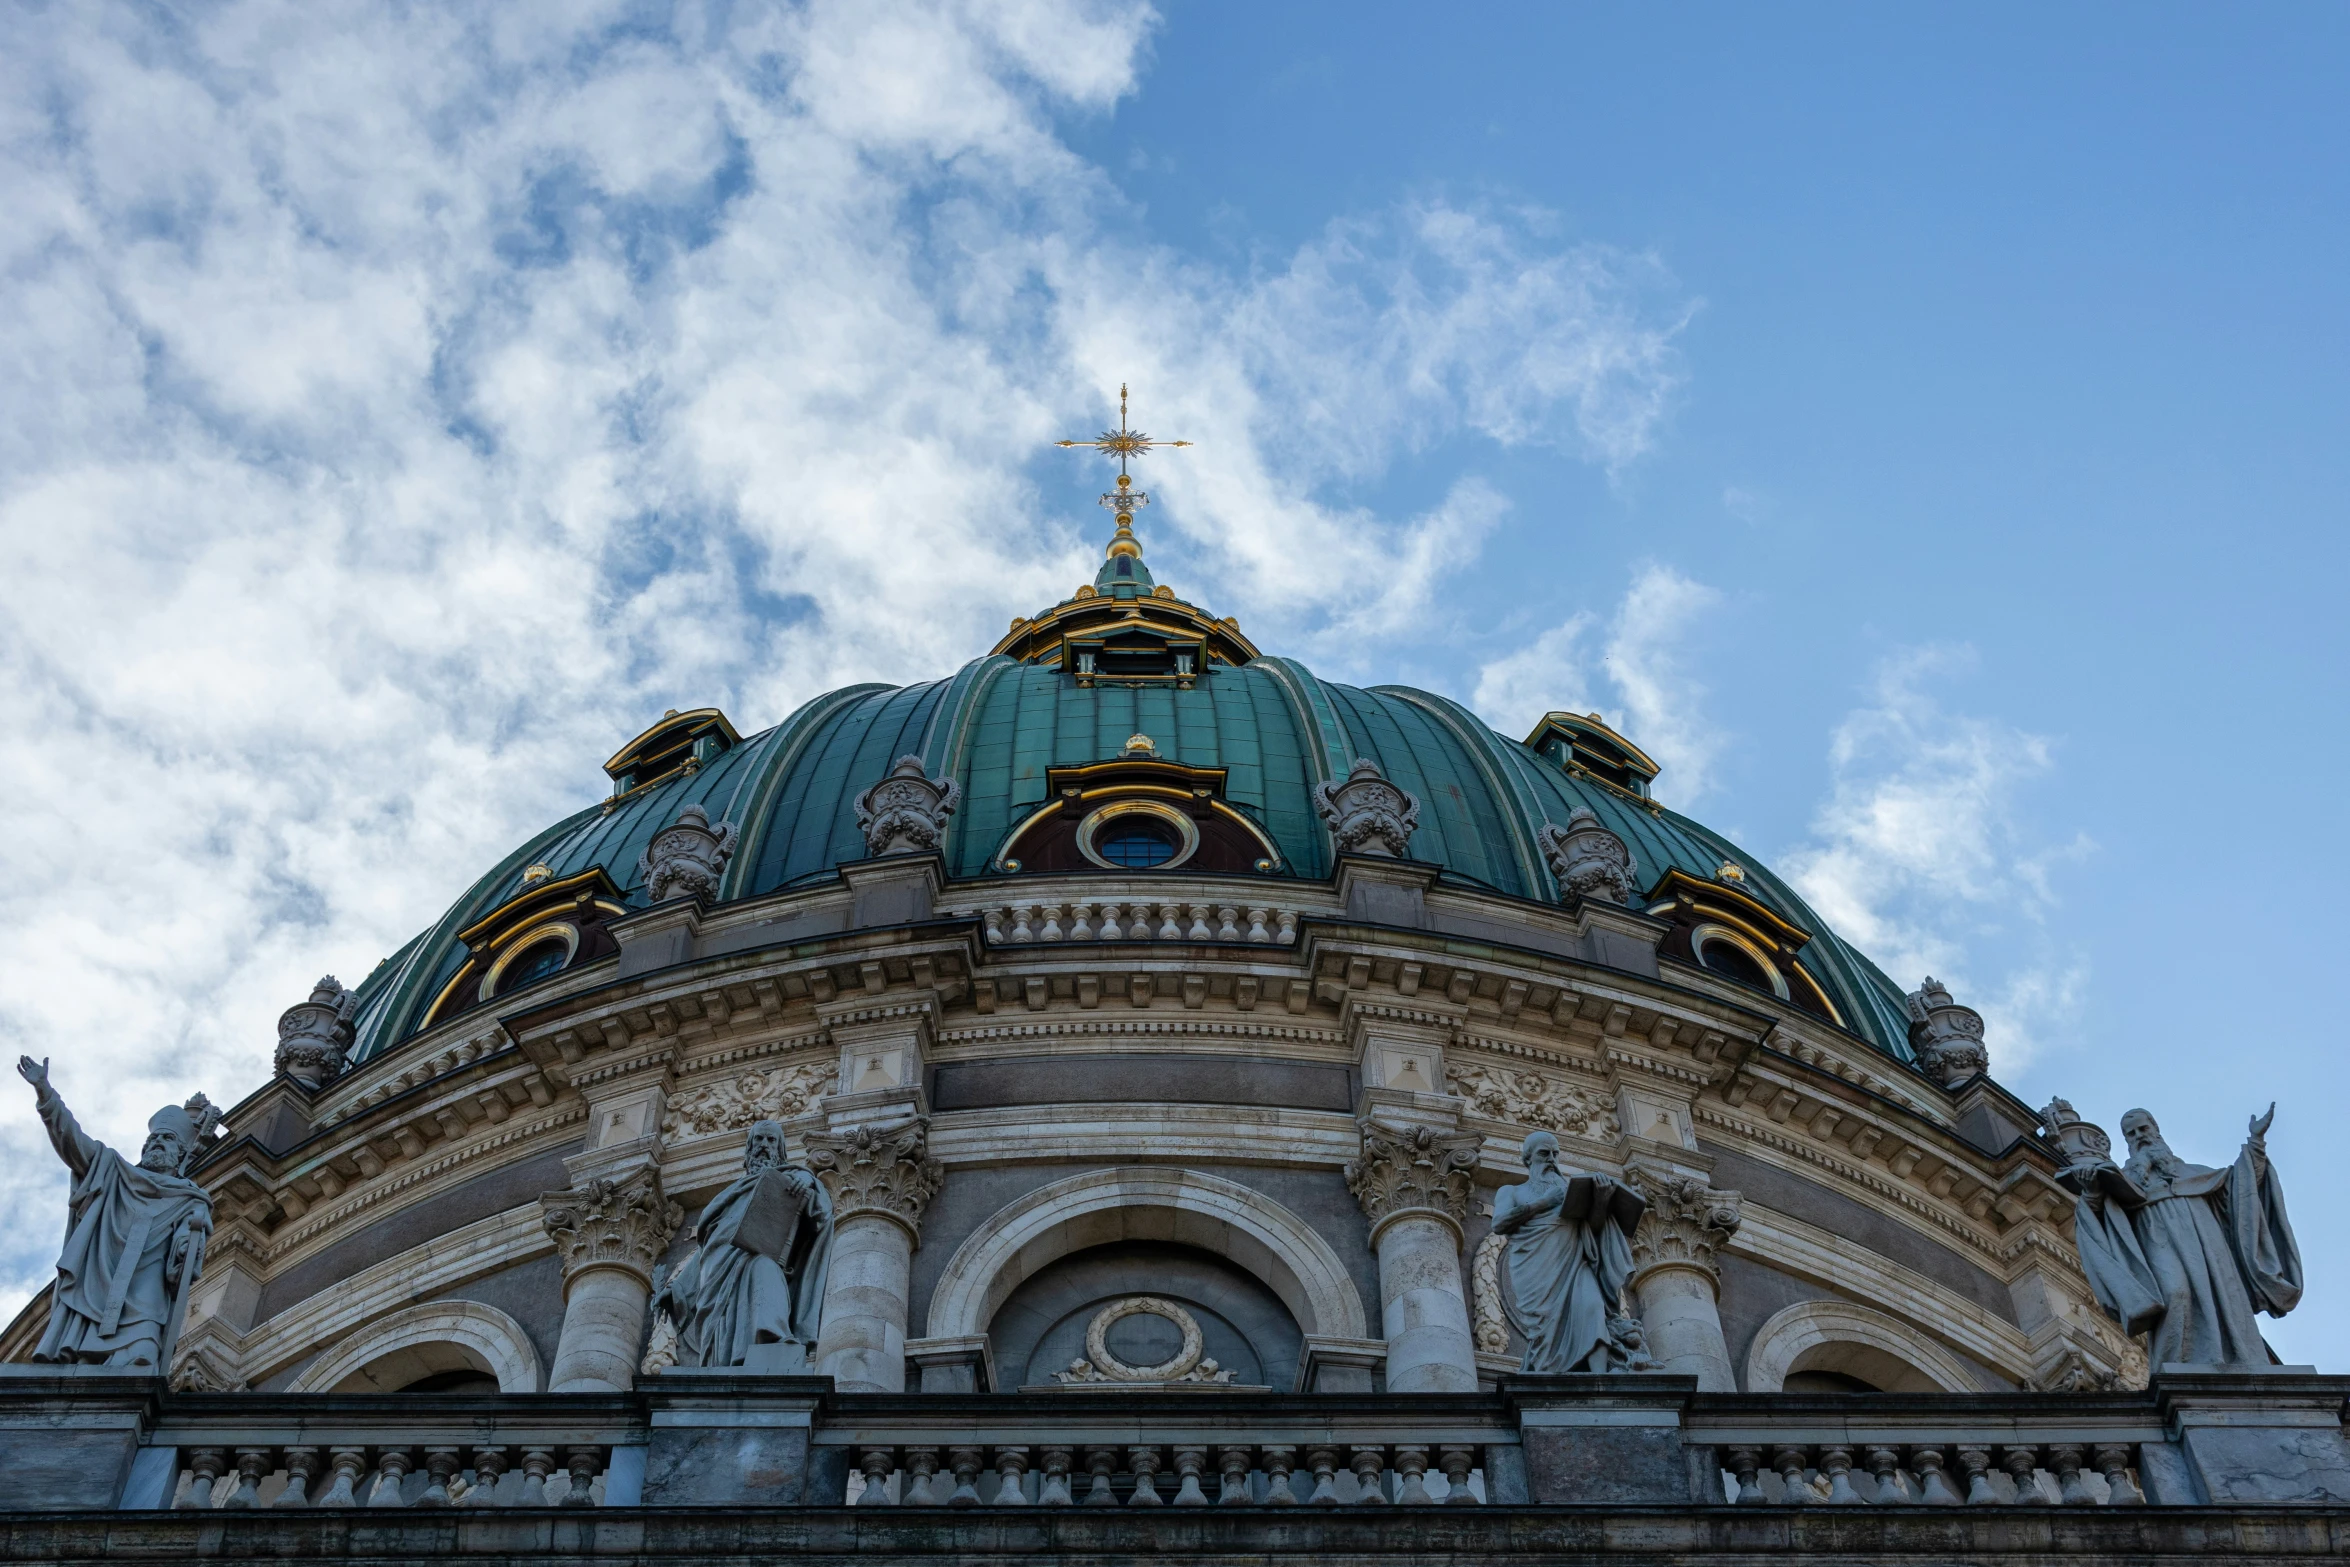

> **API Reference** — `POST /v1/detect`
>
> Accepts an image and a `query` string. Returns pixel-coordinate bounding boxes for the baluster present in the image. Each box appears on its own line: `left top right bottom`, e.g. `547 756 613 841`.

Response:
1217 906 1241 941
1246 907 1271 942
1186 905 1213 941
991 1447 1030 1505
177 1449 226 1511
275 1447 320 1508
222 1447 272 1509
1126 1446 1164 1506
1170 1446 1210 1506
1080 1446 1120 1506
1155 903 1182 940
1069 905 1096 941
417 1447 462 1508
1956 1446 1998 1506
465 1447 509 1507
900 1447 943 1506
1276 910 1298 943
315 1447 368 1508
1772 1444 1812 1505
1009 906 1036 942
1303 1446 1341 1506
1037 1447 1075 1507
1349 1446 1389 1504
857 1448 897 1506
2002 1445 2046 1505
1039 905 1065 942
1098 904 1125 941
1724 1445 1766 1505
1390 1446 1432 1505
2093 1443 2144 1506
1215 1446 1254 1505
1815 1446 1862 1505
518 1448 556 1507
982 909 1006 943
561 1446 601 1508
370 1448 414 1507
1908 1447 1964 1506
1865 1445 1908 1504
2048 1445 2095 1507
946 1446 985 1507
1260 1445 1300 1505
1437 1445 1480 1505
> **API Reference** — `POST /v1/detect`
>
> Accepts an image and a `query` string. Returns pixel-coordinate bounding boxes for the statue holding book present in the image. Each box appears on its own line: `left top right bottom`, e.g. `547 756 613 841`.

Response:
651 1120 834 1371
1490 1130 1649 1374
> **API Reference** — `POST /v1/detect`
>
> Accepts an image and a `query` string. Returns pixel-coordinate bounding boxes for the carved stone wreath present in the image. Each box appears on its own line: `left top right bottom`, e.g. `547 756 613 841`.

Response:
1084 1296 1206 1382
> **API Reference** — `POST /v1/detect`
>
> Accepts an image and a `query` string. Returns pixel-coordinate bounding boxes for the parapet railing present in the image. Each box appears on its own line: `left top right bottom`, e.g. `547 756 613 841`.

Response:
943 895 1307 946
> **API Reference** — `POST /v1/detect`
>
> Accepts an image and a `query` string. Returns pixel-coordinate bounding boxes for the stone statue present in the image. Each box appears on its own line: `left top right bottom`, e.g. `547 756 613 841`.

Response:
2046 1097 2302 1368
1489 1130 1647 1374
17 1057 219 1371
853 755 960 857
639 803 736 904
1905 977 1988 1086
650 1120 834 1370
1315 757 1420 859
1536 807 1640 905
273 975 357 1090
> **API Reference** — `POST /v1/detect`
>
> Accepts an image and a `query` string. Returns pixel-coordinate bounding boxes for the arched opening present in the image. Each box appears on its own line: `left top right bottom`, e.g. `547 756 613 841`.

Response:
988 1240 1303 1391
286 1300 544 1395
1743 1299 1981 1393
330 1340 501 1394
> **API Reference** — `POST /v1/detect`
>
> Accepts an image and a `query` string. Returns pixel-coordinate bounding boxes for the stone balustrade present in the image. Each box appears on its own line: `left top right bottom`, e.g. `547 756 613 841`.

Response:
948 896 1304 946
1712 1438 2145 1506
841 1439 1487 1506
164 1438 624 1509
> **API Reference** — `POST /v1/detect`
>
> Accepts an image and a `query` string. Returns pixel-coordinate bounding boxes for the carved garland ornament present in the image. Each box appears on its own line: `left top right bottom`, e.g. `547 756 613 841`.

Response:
1344 1118 1481 1232
1625 1167 1743 1286
539 1166 683 1287
1469 1231 1511 1356
638 803 736 905
854 755 961 858
802 1117 945 1233
660 1061 838 1138
1446 1061 1620 1140
1314 758 1420 859
1535 807 1639 906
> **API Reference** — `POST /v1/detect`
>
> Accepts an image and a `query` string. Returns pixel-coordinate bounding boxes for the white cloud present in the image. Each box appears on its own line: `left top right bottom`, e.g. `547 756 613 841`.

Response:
1780 647 2091 1071
0 0 1691 1312
1471 564 1725 800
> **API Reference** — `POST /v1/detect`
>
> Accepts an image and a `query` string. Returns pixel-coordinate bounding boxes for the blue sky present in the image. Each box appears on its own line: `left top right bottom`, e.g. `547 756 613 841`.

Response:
0 1 2343 1366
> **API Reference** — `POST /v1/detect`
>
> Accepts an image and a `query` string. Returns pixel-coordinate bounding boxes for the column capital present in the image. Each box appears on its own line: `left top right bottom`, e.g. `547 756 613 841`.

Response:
1624 1164 1742 1290
1345 1116 1481 1243
803 1115 944 1241
539 1163 682 1290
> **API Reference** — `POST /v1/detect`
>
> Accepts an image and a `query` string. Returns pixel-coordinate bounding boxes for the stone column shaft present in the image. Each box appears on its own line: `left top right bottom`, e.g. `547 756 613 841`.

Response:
1627 1169 1742 1392
1347 1118 1482 1393
804 1116 943 1394
539 1165 681 1393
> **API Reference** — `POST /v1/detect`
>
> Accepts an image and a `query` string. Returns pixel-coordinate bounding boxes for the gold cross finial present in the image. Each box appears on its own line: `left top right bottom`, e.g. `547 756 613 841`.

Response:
1055 384 1191 551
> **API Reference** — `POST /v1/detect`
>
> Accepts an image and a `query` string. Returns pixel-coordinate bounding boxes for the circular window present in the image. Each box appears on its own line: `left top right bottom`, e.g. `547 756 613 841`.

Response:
496 938 570 995
1096 819 1180 868
1691 925 1787 998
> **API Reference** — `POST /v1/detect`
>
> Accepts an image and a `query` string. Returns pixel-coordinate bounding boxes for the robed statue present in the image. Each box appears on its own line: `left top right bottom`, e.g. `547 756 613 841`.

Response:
18 1057 218 1371
651 1120 833 1370
2049 1099 2302 1368
1490 1131 1648 1374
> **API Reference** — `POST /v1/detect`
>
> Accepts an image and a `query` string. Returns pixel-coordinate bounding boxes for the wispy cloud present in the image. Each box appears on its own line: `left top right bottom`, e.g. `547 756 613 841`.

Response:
1780 647 2091 1071
1471 564 1726 800
0 0 1689 1311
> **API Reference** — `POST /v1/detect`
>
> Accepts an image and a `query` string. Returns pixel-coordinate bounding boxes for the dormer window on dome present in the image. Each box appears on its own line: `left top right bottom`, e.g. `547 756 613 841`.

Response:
1526 711 1661 803
992 735 1283 876
421 867 628 1028
604 707 739 800
1646 867 1842 1024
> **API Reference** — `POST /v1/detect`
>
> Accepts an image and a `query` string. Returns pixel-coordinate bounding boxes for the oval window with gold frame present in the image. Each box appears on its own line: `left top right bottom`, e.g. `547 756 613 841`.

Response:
1074 800 1201 871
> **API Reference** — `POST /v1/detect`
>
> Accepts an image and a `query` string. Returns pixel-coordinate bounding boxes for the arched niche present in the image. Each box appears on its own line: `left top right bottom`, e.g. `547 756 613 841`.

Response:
923 1167 1371 1349
1743 1298 1983 1394
287 1300 543 1394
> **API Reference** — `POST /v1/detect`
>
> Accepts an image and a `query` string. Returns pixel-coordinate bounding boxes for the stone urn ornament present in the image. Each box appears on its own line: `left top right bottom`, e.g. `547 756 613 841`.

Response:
639 803 736 904
273 976 357 1090
854 755 960 857
1315 758 1420 859
1536 807 1640 905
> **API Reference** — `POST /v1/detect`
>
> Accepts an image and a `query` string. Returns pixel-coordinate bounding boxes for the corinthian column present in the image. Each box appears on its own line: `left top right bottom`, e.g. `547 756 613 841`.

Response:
1345 1118 1482 1392
1625 1168 1742 1391
539 1164 682 1392
805 1118 944 1392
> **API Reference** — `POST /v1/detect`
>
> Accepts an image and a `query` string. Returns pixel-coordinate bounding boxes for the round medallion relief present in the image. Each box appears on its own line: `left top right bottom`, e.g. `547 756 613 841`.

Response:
1082 1296 1206 1382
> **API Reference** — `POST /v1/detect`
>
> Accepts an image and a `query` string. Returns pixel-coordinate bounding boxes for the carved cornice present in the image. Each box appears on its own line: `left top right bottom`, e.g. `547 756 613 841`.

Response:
803 1117 944 1239
937 1017 1344 1052
1344 1118 1481 1240
539 1164 682 1287
1625 1165 1743 1288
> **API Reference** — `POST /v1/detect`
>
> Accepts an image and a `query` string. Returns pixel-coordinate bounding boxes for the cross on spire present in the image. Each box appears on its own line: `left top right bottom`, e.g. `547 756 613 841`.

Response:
1055 383 1190 544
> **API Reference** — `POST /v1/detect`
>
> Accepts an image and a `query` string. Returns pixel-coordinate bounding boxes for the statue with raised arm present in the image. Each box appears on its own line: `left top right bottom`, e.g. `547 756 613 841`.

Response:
2043 1097 2302 1369
17 1057 219 1371
1489 1130 1648 1374
649 1120 833 1370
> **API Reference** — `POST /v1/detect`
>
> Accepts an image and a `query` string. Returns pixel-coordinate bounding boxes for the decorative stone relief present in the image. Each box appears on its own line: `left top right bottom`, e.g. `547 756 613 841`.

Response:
1447 1060 1620 1140
167 1343 246 1394
1469 1230 1511 1356
1605 1313 1657 1373
854 755 961 858
1050 1297 1236 1385
1344 1118 1481 1230
1535 807 1640 905
274 976 357 1090
802 1116 945 1233
1904 977 1988 1086
1314 758 1420 859
539 1165 683 1287
1625 1168 1743 1286
638 803 736 905
660 1061 838 1138
637 1312 680 1377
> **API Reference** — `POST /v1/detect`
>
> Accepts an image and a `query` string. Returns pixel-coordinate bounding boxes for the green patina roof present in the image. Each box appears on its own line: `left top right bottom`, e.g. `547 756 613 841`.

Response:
347 654 1918 1067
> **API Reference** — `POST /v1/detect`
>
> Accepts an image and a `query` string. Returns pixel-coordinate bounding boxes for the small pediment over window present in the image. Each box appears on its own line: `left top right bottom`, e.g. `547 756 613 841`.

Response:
993 738 1283 876
604 708 739 797
1525 712 1660 801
